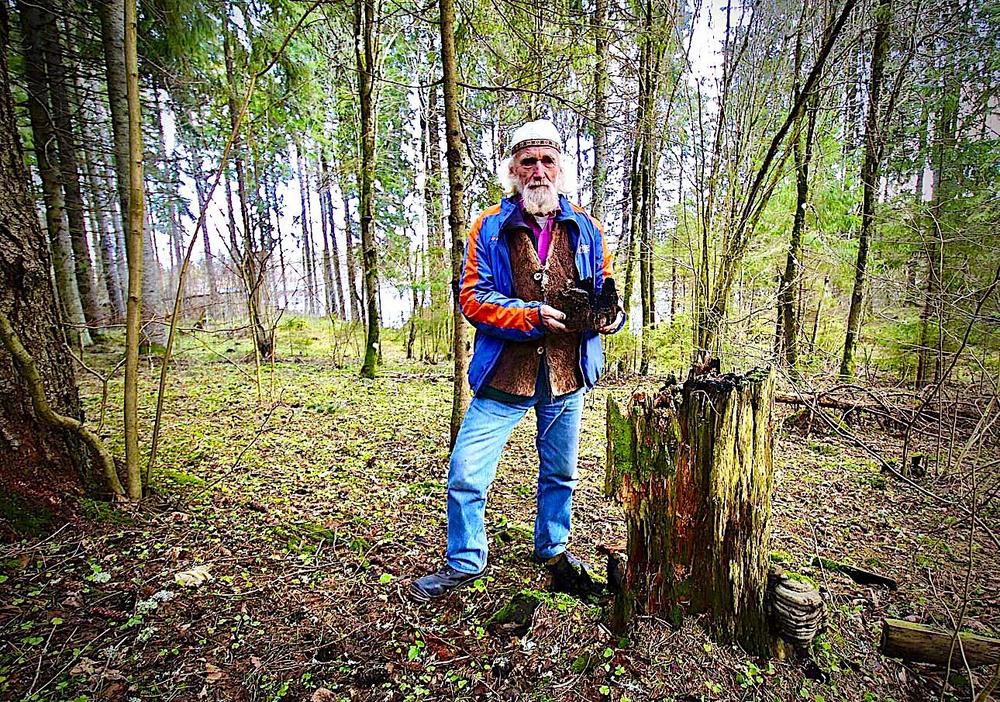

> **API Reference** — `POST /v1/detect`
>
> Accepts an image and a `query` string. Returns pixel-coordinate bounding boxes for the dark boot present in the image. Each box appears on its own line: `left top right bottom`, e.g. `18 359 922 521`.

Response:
409 565 483 602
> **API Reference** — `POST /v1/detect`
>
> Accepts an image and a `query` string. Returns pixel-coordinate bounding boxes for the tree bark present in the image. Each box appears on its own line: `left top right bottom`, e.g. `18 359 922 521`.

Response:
440 0 470 445
916 73 956 389
151 84 183 304
16 0 90 348
38 0 102 330
338 167 363 323
295 147 317 314
124 0 145 498
192 171 219 311
422 44 446 320
1 7 109 510
321 154 345 318
317 160 336 317
356 0 384 378
606 366 776 655
840 0 891 380
75 80 125 323
591 0 609 220
776 28 819 373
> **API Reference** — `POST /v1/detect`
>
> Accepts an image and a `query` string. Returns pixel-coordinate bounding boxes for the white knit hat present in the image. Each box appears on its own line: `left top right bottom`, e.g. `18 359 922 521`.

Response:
497 119 577 196
508 119 562 155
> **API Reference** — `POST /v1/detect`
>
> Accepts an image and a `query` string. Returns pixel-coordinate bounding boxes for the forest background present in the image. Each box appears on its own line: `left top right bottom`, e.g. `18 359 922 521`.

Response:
0 0 998 697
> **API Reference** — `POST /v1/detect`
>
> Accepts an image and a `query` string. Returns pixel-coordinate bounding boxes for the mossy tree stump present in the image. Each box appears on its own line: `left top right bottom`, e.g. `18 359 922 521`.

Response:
605 366 775 655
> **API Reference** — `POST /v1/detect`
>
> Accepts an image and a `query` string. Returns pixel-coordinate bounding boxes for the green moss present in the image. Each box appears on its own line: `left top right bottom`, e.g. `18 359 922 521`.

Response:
783 571 819 589
487 589 547 629
605 396 635 496
487 589 580 629
156 467 206 488
769 550 794 564
406 480 442 496
569 654 594 674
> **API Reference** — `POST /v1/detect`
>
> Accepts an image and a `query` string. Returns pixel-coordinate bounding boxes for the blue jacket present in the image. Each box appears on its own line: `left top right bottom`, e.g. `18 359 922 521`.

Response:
458 195 617 395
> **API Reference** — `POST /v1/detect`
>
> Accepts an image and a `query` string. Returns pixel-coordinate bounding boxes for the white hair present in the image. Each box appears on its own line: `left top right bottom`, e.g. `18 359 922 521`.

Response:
497 152 578 198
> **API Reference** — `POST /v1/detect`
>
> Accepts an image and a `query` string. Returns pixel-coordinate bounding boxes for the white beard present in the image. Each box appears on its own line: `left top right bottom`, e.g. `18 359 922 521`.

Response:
518 180 559 215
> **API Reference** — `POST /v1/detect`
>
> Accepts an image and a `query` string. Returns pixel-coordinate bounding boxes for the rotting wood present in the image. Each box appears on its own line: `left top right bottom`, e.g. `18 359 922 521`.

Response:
774 391 988 422
811 556 897 590
605 364 775 655
880 618 1000 667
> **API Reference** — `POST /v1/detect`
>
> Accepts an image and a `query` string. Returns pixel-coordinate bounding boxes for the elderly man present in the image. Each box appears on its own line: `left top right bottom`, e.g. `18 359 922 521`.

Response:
410 119 624 602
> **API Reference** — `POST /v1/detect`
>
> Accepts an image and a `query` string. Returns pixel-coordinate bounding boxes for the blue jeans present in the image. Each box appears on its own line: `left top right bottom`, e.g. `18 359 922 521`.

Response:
447 373 584 574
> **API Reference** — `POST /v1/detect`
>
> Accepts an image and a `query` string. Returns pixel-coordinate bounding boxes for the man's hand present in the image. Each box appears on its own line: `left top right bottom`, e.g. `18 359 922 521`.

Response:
539 304 568 333
595 307 625 335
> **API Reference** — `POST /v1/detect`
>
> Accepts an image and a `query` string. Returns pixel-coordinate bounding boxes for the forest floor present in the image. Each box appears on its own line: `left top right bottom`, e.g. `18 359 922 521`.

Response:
1 324 998 702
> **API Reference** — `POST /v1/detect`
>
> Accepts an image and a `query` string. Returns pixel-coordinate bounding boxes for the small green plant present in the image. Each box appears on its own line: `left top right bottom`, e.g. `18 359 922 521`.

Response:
407 638 425 661
736 661 764 688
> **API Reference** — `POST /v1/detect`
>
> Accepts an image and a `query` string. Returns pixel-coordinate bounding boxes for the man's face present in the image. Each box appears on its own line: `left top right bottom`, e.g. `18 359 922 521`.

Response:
511 146 561 215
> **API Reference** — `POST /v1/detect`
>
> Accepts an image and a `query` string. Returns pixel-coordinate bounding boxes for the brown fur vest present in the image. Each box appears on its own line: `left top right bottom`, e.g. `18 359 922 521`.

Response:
487 221 582 397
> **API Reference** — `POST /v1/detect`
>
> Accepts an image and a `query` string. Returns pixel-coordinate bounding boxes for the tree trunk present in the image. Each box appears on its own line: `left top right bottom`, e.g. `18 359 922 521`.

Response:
636 2 663 376
76 83 125 323
296 148 316 314
123 0 145 499
16 0 91 348
915 72 956 389
223 17 272 359
840 0 891 380
318 162 336 318
440 0 470 446
606 366 776 655
321 154 345 318
422 46 446 320
621 108 642 317
0 7 102 515
777 87 818 373
141 214 166 348
591 0 608 220
338 168 363 323
192 172 219 311
38 0 102 331
356 0 383 378
151 85 183 309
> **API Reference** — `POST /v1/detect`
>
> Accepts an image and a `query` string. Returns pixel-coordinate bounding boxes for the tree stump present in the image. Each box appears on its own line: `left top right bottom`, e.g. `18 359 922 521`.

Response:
605 366 775 655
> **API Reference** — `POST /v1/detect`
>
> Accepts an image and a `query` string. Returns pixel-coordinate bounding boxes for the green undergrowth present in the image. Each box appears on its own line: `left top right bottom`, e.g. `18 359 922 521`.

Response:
0 494 52 536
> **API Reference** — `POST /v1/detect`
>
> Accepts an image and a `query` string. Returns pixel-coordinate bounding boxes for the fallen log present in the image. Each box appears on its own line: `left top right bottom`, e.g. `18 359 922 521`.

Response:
880 619 1000 667
774 391 988 423
811 556 898 590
